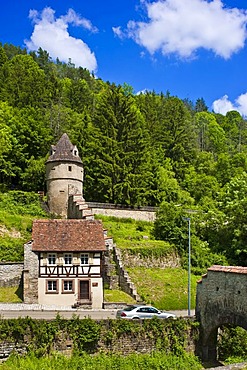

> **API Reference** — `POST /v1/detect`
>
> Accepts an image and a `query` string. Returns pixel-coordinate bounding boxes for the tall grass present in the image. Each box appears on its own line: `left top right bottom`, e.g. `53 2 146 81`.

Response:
0 352 203 370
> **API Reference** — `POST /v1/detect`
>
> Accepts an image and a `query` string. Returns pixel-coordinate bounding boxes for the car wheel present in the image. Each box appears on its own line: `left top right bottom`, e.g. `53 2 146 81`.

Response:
132 317 140 320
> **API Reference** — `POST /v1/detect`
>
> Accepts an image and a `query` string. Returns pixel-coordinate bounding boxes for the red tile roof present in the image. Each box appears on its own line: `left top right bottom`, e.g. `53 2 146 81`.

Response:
208 265 247 274
32 219 106 252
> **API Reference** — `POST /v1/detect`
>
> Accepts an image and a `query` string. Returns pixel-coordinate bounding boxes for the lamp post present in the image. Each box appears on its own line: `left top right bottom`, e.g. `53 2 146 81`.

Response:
183 217 191 316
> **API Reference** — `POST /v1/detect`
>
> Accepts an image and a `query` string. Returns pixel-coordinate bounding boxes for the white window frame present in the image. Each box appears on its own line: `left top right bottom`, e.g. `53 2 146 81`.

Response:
80 253 89 265
47 253 57 266
62 280 74 293
46 280 58 293
64 253 73 265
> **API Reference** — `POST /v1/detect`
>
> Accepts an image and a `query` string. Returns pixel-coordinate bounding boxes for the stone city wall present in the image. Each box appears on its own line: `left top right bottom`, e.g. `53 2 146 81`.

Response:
196 265 247 361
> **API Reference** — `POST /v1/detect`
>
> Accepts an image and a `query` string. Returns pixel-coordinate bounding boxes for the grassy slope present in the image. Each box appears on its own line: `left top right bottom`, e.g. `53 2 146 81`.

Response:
0 211 34 261
0 191 47 261
127 267 198 310
97 215 200 310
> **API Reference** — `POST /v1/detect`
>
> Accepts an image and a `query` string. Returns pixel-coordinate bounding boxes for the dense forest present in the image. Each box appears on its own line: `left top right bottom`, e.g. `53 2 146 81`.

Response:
1 42 247 269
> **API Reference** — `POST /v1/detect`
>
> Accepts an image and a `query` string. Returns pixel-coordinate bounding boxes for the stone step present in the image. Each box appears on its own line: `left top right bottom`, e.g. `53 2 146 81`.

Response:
73 194 84 201
78 202 90 210
82 208 93 216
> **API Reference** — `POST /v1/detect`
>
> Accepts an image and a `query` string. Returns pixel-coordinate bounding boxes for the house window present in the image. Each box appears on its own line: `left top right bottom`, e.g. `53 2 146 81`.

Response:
63 280 74 293
47 253 56 265
80 253 89 265
64 253 72 265
46 280 58 293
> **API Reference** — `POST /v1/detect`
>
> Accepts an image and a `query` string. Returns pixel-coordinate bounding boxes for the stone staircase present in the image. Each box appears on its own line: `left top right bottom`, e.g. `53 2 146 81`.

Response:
113 246 141 302
68 194 94 219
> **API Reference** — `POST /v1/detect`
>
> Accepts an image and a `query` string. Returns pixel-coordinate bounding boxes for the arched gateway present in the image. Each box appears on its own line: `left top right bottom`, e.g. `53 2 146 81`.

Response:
196 265 247 361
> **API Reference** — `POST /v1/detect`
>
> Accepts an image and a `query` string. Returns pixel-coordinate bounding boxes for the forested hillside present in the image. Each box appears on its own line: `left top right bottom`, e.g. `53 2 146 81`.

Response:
1 42 247 269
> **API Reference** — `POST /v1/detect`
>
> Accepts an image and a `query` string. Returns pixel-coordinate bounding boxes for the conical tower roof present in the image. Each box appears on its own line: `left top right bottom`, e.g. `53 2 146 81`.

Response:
46 133 82 164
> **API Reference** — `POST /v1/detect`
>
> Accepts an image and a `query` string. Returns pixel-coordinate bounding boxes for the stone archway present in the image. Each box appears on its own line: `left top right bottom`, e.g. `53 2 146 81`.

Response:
196 265 247 361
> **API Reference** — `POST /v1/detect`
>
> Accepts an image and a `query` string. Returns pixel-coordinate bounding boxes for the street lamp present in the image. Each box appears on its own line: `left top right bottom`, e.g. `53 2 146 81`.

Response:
182 217 191 316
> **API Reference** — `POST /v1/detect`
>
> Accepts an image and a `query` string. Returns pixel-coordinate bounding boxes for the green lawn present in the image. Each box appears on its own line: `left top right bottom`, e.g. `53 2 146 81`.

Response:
104 289 136 304
127 267 199 310
0 286 22 303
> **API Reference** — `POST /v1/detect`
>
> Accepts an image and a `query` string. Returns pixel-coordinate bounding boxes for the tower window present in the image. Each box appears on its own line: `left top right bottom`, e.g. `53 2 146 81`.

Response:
68 166 72 172
74 150 77 156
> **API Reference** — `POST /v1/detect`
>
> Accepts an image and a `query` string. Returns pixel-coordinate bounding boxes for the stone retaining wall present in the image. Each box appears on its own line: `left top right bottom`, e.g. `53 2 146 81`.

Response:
0 263 23 287
121 250 181 268
23 241 39 303
90 207 156 222
0 318 197 361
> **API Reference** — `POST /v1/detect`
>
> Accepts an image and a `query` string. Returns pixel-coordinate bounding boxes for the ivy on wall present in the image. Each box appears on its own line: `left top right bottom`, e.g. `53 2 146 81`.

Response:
0 315 199 357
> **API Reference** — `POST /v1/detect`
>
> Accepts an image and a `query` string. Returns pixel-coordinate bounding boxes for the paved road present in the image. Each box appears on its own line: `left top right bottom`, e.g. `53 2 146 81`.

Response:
0 307 195 320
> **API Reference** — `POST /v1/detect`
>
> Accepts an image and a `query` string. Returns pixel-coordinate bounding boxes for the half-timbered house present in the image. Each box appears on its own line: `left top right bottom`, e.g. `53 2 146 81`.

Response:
24 219 106 308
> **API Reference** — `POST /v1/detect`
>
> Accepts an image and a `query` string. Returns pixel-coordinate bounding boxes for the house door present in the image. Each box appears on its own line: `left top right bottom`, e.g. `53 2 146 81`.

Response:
79 280 90 300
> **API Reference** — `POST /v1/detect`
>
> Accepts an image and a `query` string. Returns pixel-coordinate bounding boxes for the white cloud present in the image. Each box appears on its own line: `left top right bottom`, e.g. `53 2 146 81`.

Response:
212 93 247 117
25 7 97 72
112 26 124 39
114 0 247 59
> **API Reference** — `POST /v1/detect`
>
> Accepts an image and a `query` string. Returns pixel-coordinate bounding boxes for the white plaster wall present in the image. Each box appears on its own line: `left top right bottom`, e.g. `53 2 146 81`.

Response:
91 278 104 308
46 162 83 181
38 278 103 308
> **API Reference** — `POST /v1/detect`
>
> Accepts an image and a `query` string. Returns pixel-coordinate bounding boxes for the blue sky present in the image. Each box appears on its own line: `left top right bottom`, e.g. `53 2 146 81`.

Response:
1 0 247 115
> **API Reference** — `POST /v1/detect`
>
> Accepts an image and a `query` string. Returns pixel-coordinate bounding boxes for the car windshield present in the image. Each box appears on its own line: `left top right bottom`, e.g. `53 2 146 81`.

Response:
123 305 137 312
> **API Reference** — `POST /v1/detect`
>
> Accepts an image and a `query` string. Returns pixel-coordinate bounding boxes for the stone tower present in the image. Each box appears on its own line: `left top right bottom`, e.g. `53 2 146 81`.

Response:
46 133 84 217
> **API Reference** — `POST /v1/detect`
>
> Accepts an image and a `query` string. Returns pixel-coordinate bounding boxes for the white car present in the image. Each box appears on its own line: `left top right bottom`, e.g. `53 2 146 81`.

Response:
116 305 176 320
